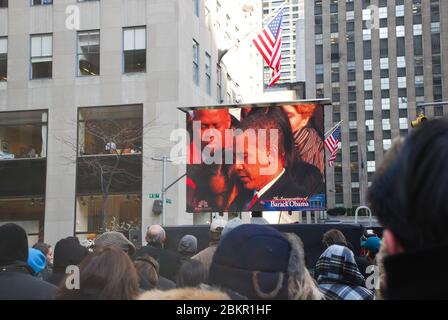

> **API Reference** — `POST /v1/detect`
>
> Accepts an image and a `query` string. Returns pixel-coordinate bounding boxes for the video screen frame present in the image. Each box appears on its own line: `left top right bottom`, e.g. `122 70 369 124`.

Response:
180 99 331 213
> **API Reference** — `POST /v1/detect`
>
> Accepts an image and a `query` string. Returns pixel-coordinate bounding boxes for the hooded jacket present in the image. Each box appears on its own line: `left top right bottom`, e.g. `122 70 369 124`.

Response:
315 245 374 300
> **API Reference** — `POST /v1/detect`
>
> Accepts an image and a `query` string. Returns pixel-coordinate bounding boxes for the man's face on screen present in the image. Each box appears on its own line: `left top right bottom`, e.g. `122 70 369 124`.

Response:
194 109 231 150
234 131 279 191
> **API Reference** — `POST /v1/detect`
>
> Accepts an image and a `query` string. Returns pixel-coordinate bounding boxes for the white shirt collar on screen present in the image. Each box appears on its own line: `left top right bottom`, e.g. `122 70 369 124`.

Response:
256 169 285 199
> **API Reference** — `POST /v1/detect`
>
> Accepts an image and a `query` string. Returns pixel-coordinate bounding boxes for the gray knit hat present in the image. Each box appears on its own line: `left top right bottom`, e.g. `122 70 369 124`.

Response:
177 235 198 255
95 231 136 256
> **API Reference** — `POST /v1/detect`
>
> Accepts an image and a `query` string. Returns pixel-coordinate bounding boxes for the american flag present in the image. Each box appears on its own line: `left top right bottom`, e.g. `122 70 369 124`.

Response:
252 8 284 87
325 125 342 167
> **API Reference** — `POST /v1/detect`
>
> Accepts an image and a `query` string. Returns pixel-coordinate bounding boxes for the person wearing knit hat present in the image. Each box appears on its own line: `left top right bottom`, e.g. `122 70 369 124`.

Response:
47 236 88 286
95 231 136 256
177 235 198 259
0 224 57 300
27 248 47 276
221 218 244 239
209 224 323 300
192 219 227 269
0 223 29 265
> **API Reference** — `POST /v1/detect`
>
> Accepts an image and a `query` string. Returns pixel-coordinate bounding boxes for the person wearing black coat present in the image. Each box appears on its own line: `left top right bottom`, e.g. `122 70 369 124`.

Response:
368 119 448 299
134 225 183 282
46 237 88 287
0 224 57 300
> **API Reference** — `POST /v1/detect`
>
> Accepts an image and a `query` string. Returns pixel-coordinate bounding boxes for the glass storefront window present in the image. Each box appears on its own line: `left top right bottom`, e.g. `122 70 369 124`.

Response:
76 105 143 236
75 194 142 236
0 110 48 160
78 105 143 157
0 198 45 244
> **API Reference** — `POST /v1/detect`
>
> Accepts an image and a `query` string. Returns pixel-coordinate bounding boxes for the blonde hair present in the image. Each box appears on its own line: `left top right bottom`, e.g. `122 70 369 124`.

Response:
374 240 388 300
283 233 324 300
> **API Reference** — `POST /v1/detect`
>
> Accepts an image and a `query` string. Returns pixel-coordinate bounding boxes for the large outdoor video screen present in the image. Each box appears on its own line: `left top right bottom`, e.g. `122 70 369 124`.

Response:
183 101 326 213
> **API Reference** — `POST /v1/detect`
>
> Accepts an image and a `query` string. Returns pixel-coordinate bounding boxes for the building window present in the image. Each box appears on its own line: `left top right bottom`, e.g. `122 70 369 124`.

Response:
205 52 211 95
380 39 388 58
77 105 143 157
0 0 8 8
364 59 372 71
364 79 372 91
76 105 143 237
193 40 199 85
315 45 323 64
397 56 406 68
396 37 405 56
330 13 338 33
367 161 376 173
379 6 387 19
0 110 48 160
332 66 339 83
30 34 52 79
315 15 322 34
363 29 371 41
431 22 441 34
397 77 407 89
396 26 405 38
399 118 408 130
396 5 404 17
123 27 146 73
331 44 339 62
431 1 440 23
383 139 392 151
0 120 48 238
0 37 6 81
363 40 372 59
382 119 391 131
77 30 100 76
217 65 222 103
413 24 422 36
31 0 52 6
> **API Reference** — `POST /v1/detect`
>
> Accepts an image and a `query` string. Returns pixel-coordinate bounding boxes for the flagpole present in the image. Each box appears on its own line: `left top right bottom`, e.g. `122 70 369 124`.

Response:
325 120 343 137
218 2 287 64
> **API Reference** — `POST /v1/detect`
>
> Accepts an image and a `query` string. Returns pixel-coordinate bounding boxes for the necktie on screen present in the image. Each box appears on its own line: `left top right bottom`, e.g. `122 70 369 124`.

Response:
246 194 259 211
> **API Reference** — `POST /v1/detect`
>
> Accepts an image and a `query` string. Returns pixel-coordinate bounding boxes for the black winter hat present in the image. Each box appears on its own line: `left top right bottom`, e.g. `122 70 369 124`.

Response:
0 223 29 265
209 224 291 300
53 237 88 269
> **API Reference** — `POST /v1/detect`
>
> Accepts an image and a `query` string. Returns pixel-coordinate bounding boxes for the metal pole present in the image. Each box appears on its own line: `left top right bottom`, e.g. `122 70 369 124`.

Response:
161 156 167 226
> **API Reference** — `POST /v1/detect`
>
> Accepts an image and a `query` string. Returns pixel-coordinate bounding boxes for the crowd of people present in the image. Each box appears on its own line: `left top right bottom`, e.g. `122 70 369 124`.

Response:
1 118 448 300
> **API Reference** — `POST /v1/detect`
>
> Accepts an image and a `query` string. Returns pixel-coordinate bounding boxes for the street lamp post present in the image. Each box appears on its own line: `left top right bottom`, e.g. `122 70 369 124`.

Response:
151 156 172 226
151 156 187 226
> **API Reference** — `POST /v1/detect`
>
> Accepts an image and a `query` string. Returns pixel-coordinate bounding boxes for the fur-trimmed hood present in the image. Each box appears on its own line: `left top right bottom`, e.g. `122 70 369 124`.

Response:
139 287 230 300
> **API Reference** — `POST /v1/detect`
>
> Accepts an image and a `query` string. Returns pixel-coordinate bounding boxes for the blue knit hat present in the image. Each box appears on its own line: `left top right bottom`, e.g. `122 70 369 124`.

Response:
209 224 291 300
27 248 46 274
